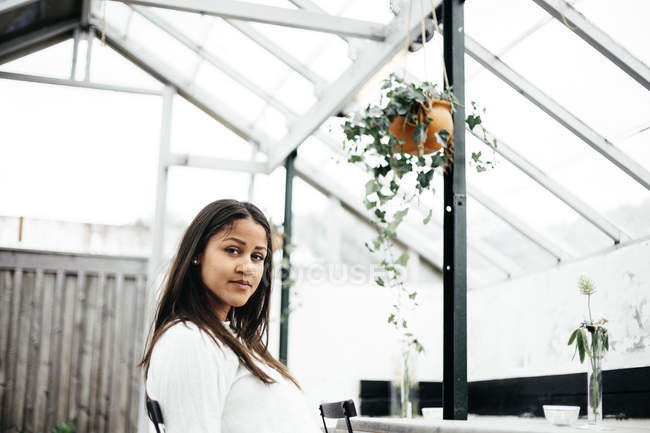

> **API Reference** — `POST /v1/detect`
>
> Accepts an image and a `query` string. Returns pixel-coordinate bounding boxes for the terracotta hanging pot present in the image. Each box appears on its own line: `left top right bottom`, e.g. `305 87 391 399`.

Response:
389 99 453 155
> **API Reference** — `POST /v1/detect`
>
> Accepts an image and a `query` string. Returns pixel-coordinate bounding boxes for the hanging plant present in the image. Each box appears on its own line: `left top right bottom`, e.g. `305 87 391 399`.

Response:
342 71 495 357
341 2 497 416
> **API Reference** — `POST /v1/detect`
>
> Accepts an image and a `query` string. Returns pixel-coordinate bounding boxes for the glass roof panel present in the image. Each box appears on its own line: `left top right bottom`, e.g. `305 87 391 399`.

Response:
192 60 282 131
125 12 198 80
1 39 73 78
464 0 546 56
202 18 315 114
88 39 162 89
574 0 650 66
466 133 613 257
501 17 650 142
249 21 347 76
464 54 649 241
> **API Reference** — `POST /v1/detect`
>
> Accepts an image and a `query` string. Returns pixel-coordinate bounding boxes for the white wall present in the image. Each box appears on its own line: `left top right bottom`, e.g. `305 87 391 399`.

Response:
289 239 650 413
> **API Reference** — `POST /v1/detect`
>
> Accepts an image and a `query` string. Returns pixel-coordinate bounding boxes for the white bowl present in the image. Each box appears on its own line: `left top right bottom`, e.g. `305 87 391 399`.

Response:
542 405 580 426
422 407 443 419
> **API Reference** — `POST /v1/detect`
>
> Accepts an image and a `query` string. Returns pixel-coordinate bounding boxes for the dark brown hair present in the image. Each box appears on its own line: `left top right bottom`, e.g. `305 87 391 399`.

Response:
138 199 299 388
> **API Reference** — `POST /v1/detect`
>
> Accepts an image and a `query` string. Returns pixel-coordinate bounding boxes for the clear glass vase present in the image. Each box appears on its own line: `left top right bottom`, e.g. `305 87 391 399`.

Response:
400 350 412 418
587 334 604 424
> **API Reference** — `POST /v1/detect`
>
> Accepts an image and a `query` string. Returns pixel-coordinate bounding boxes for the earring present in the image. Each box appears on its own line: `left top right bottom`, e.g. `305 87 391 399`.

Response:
192 258 199 265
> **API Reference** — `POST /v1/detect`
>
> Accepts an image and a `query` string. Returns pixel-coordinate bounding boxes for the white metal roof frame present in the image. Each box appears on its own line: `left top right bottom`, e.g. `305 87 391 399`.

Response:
0 0 648 285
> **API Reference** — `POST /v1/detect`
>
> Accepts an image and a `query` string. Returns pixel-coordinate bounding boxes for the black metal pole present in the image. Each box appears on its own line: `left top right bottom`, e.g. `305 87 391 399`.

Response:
442 0 468 421
279 149 297 366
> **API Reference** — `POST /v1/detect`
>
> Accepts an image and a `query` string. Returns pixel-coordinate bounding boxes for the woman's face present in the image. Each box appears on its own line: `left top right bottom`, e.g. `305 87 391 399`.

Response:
199 218 268 321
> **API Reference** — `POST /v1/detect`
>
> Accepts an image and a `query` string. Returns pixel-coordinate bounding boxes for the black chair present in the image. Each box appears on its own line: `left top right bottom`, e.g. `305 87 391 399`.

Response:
319 399 357 433
146 399 165 433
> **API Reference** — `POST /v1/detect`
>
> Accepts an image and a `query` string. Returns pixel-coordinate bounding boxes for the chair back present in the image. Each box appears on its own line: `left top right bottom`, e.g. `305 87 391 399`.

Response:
146 399 165 433
319 399 357 433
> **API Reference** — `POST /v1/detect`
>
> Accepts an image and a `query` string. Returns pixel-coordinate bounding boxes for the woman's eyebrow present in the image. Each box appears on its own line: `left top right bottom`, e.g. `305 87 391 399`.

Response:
223 237 267 251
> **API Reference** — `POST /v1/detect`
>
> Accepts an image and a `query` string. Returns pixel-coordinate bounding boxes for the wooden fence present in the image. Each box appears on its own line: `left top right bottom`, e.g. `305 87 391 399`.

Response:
0 248 148 433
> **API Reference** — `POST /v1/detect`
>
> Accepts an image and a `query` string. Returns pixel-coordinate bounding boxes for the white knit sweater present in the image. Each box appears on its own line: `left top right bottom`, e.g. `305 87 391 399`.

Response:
146 321 321 433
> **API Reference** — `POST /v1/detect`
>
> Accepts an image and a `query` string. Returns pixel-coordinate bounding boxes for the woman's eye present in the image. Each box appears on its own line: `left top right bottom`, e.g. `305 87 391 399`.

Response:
253 254 265 261
225 247 239 254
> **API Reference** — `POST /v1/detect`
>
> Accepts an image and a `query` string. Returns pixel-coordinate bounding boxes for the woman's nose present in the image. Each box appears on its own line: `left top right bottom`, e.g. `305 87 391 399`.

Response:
236 261 253 275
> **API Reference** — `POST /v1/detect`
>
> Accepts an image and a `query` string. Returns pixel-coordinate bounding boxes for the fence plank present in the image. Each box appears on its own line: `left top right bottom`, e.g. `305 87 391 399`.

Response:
67 271 86 427
13 271 35 432
128 275 147 433
2 268 22 433
119 277 136 432
107 273 126 433
44 270 65 432
77 273 99 433
0 272 12 412
96 275 116 433
56 273 77 425
23 269 44 433
88 273 106 432
0 270 14 427
33 272 56 433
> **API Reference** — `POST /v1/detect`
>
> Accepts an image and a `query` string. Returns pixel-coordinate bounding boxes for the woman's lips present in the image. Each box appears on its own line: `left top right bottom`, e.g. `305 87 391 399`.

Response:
230 280 251 289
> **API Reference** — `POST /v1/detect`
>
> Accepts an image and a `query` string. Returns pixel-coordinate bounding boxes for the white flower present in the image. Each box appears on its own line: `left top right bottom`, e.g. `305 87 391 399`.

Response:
578 275 596 295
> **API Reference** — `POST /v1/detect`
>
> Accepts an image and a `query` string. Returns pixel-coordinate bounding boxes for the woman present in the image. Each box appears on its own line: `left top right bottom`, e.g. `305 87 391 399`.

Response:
139 199 320 433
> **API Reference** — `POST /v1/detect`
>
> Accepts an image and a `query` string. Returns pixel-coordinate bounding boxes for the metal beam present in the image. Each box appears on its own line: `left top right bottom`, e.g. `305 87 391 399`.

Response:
226 19 328 90
465 35 650 191
266 0 443 171
0 0 38 14
531 0 650 90
167 153 267 173
287 0 351 43
93 18 274 147
442 0 467 420
470 126 630 244
0 70 162 95
0 19 77 65
468 184 572 262
112 0 386 40
279 150 296 366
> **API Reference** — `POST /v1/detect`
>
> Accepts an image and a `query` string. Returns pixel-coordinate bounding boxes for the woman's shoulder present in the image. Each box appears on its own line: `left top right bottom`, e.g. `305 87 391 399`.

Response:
152 321 237 363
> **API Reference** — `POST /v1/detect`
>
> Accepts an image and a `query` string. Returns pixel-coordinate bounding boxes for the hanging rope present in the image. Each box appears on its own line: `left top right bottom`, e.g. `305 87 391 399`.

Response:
430 0 449 90
402 0 413 80
101 0 107 45
420 0 427 82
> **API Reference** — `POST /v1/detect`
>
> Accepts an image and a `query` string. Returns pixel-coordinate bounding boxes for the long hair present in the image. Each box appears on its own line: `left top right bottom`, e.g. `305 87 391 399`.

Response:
138 199 299 388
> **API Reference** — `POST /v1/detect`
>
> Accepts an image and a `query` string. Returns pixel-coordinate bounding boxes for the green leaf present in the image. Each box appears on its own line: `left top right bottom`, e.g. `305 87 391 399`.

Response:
581 329 592 358
568 329 579 345
387 313 395 323
348 155 362 163
396 252 409 267
577 331 585 363
603 332 609 351
423 209 432 225
365 180 379 196
466 114 482 130
375 276 385 287
364 200 377 210
402 319 408 328
408 292 417 300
